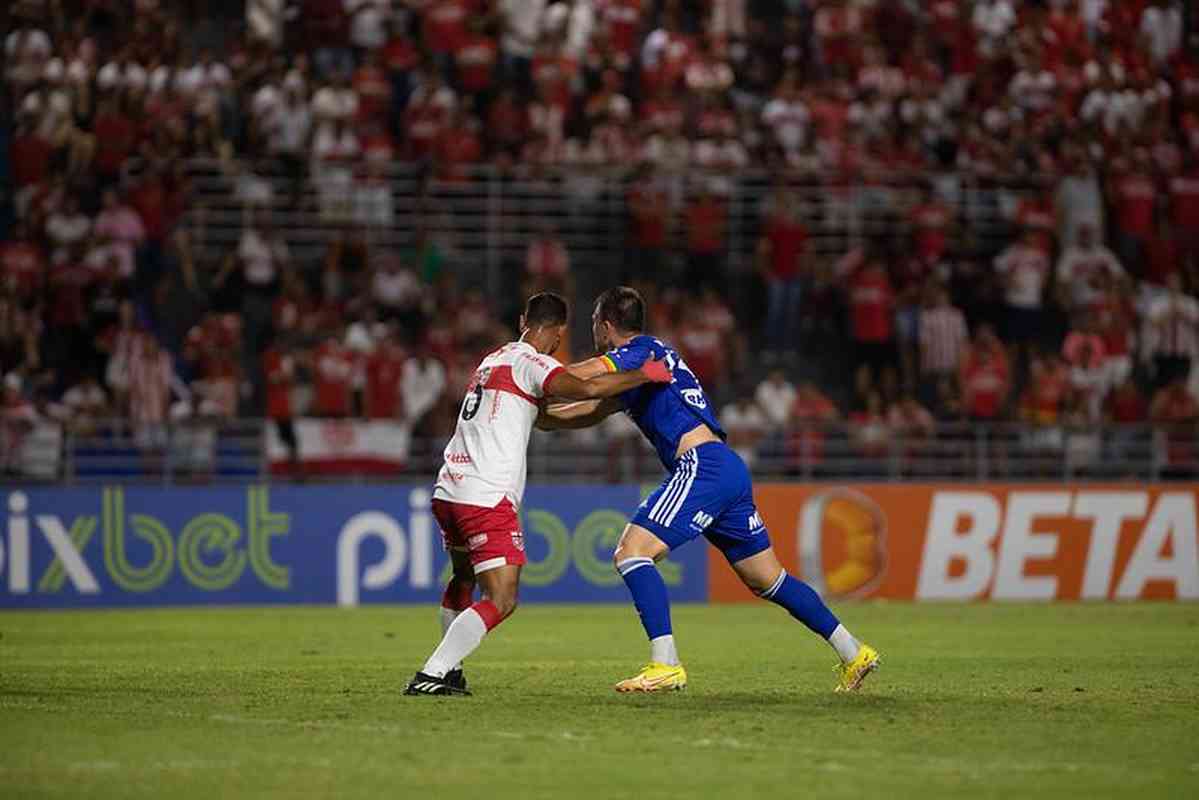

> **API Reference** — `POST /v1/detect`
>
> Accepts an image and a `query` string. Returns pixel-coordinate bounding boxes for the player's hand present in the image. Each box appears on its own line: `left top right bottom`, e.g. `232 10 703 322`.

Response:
639 357 672 384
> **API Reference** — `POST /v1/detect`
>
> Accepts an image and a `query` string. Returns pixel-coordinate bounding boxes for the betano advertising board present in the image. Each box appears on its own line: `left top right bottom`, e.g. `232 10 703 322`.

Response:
1 484 1195 607
710 485 1199 602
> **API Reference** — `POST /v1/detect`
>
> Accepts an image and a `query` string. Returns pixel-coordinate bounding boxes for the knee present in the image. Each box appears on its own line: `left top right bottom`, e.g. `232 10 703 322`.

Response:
612 539 668 571
745 568 785 597
489 590 518 619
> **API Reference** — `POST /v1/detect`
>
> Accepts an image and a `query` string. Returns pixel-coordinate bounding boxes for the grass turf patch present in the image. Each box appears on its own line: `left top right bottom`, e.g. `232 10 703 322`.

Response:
1 603 1196 799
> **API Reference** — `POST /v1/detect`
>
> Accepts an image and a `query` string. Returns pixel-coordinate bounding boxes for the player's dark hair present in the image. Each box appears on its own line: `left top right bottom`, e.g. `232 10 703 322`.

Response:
594 286 645 333
524 292 568 328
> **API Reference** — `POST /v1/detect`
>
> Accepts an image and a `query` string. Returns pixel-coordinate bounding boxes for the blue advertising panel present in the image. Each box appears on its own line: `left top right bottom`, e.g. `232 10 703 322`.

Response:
0 485 708 608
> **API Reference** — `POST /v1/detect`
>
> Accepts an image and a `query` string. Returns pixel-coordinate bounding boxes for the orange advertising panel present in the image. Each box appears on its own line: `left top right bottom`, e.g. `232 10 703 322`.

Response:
709 485 1199 602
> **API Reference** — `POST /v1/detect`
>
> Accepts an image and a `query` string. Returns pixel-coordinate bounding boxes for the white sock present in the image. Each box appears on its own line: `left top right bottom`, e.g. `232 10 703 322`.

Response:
423 608 488 678
650 634 680 666
439 607 463 670
828 624 861 664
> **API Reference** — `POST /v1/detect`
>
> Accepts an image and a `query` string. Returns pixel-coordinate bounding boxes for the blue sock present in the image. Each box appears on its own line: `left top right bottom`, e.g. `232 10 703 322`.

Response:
759 571 840 639
617 557 673 640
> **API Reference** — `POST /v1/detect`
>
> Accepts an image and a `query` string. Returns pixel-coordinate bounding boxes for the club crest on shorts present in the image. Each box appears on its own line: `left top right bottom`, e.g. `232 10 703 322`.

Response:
468 534 488 550
511 530 525 551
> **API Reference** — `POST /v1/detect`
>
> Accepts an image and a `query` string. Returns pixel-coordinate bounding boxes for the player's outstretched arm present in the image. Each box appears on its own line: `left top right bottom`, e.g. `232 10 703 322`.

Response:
544 357 670 401
535 397 622 431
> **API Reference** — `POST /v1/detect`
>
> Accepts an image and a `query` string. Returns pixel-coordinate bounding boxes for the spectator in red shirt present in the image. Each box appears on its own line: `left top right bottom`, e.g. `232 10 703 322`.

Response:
677 307 725 389
959 325 1010 421
1169 152 1199 263
91 97 138 185
313 331 355 417
1106 376 1147 425
789 381 840 473
365 330 406 420
1020 353 1070 425
909 183 955 267
1107 150 1158 272
625 167 669 280
758 187 809 356
683 183 726 290
454 18 498 104
263 338 300 476
9 118 53 195
847 257 896 379
485 86 528 160
2 216 48 302
1151 376 1199 476
353 50 392 124
435 109 482 181
524 222 572 295
382 20 419 115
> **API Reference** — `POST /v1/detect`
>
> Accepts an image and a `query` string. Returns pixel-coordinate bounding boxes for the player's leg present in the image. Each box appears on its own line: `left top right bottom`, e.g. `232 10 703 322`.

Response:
706 446 880 690
728 548 878 691
613 523 678 663
419 563 519 676
611 448 711 692
439 550 476 690
407 500 525 696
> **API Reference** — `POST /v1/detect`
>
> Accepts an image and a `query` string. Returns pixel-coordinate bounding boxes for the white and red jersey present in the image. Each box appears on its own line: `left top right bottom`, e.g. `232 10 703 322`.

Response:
433 341 564 510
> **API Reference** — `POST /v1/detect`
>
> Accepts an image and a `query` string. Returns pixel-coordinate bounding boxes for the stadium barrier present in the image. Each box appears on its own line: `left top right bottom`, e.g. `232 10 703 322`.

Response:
0 484 706 609
2 482 1195 608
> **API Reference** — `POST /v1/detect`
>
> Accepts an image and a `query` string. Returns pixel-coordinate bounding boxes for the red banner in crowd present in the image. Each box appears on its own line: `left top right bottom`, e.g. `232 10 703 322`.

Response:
266 419 411 475
709 485 1199 602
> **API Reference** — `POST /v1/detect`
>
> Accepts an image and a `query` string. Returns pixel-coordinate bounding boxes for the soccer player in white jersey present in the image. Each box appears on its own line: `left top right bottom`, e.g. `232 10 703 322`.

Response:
405 293 671 696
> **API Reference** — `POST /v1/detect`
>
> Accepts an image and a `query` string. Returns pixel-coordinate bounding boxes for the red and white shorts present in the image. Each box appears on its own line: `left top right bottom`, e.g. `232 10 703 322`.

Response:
432 498 527 575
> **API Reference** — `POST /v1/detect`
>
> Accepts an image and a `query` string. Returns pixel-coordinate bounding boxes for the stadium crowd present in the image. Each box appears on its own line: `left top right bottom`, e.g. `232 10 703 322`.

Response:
3 0 1199 473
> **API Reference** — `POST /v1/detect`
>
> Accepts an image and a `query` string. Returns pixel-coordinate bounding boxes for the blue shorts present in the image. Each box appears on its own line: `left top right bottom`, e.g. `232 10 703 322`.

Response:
631 442 772 564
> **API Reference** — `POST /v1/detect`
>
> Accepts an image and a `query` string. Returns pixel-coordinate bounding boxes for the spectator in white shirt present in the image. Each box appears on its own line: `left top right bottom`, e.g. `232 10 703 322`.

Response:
918 285 969 388
1143 274 1199 388
754 369 797 429
402 353 447 428
499 0 548 92
761 73 810 156
995 229 1051 360
267 80 313 206
1055 224 1125 310
1140 1 1183 66
721 394 768 468
44 195 91 265
973 0 1016 59
347 0 392 53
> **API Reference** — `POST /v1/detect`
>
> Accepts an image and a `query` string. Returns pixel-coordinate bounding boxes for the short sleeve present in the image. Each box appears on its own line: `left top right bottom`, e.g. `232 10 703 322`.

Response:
601 342 652 373
513 351 565 398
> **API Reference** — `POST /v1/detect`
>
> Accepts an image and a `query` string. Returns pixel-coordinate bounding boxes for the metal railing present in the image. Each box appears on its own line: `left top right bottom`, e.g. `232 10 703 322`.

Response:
176 160 1044 289
6 418 1198 485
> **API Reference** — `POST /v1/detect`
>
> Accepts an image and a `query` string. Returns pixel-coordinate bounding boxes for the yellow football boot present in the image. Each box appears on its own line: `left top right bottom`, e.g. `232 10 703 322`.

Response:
834 644 880 693
614 662 688 693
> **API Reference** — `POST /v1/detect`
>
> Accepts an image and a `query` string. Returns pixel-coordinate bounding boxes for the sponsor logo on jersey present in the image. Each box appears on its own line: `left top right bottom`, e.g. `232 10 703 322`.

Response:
748 511 765 532
681 388 707 409
468 534 488 550
511 531 525 551
691 510 714 531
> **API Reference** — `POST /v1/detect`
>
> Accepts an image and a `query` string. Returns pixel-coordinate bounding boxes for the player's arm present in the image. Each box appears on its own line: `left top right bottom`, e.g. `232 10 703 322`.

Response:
535 397 623 430
562 356 617 380
543 357 670 401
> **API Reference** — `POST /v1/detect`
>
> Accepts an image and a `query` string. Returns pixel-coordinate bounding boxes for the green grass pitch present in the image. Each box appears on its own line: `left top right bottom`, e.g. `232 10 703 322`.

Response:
1 603 1196 799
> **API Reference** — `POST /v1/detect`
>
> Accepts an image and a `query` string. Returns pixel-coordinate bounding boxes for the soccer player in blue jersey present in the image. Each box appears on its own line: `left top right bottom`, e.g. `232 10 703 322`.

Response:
539 287 879 692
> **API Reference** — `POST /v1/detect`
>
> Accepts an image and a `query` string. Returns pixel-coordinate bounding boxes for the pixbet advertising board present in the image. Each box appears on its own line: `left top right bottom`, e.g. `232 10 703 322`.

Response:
0 484 707 608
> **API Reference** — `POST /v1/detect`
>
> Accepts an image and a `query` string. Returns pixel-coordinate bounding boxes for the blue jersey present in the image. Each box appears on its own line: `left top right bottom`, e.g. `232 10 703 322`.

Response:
602 335 726 471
